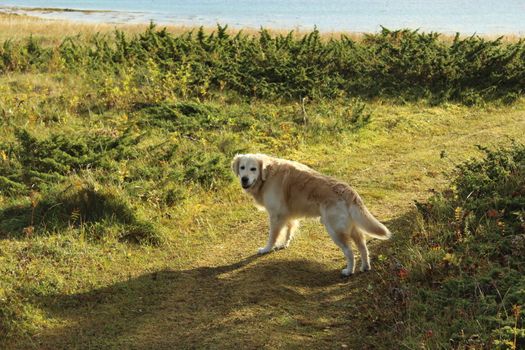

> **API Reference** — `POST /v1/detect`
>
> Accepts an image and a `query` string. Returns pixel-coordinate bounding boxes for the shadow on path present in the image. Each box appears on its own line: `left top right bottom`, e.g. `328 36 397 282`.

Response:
26 252 394 349
19 213 414 349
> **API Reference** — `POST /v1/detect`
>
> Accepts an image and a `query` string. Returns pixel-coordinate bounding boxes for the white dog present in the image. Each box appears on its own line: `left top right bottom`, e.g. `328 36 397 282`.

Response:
232 153 391 276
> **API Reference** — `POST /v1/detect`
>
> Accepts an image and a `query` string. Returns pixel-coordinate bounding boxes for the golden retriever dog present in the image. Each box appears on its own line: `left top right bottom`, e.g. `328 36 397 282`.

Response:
232 153 391 276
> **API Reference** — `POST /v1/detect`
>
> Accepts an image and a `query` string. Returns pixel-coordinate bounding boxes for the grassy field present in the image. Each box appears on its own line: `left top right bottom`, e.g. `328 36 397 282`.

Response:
0 16 524 349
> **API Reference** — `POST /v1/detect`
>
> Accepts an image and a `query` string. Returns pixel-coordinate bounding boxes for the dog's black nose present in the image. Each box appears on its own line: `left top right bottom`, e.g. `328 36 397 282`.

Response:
241 176 249 184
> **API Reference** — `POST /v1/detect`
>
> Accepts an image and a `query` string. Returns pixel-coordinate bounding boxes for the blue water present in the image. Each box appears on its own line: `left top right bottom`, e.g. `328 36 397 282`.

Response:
1 0 524 34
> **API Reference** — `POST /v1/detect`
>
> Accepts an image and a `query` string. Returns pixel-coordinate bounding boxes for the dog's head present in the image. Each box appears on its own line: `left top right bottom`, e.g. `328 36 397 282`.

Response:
231 154 269 190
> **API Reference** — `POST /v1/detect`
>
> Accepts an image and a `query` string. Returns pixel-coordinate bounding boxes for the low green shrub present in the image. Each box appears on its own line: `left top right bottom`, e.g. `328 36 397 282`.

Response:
0 128 144 192
182 150 231 189
2 25 524 104
0 176 163 245
403 144 525 348
137 101 227 134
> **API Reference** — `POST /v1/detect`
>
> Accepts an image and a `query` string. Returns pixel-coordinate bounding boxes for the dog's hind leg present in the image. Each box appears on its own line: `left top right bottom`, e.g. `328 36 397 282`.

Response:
326 225 354 276
351 226 370 272
321 205 355 276
337 236 355 276
258 214 287 255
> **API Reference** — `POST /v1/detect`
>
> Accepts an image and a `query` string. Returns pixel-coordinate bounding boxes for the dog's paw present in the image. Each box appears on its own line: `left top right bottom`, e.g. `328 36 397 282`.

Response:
257 247 272 255
274 242 289 251
341 268 354 277
360 265 371 272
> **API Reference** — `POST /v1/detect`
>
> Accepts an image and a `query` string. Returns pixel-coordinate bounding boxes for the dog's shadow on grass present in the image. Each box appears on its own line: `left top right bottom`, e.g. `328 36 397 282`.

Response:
30 253 371 349
27 212 414 349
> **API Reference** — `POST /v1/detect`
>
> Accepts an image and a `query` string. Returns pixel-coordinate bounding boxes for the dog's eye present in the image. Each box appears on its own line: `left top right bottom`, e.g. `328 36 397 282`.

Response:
240 166 245 170
250 168 257 172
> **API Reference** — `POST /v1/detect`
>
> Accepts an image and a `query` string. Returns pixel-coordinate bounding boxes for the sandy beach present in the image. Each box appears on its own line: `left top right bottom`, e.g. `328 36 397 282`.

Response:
1 0 525 35
0 11 523 46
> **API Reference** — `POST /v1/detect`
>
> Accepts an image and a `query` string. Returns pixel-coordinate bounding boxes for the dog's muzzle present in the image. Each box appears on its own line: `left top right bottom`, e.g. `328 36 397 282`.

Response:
241 176 251 189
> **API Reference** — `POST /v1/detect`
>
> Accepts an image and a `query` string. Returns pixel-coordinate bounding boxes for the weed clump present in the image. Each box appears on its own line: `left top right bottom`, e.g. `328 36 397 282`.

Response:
137 101 227 134
0 128 145 192
0 176 163 245
402 144 525 348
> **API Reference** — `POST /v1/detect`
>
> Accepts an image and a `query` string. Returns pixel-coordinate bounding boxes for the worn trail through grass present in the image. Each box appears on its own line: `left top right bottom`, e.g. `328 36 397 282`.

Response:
5 102 522 349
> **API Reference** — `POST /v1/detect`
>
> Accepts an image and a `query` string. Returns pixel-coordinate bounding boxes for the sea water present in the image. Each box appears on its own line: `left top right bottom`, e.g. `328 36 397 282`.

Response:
1 0 524 34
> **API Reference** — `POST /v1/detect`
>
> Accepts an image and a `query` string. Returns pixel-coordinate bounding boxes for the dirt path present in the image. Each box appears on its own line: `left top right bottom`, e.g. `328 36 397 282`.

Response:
14 104 525 349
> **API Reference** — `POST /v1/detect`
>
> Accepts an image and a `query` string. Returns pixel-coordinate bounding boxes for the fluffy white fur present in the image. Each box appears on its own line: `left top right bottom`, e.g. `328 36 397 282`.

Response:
232 153 391 276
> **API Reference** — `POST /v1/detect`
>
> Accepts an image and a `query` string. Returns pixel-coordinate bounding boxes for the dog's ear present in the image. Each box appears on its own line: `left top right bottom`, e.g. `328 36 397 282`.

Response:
231 155 241 176
258 157 270 181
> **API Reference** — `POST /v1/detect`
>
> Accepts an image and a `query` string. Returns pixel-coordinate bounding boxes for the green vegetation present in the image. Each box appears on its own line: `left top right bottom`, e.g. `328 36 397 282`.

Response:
1 24 525 103
388 145 525 349
0 24 523 349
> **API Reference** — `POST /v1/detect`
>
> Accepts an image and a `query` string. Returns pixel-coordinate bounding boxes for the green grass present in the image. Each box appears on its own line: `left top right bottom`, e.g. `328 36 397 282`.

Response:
0 26 524 349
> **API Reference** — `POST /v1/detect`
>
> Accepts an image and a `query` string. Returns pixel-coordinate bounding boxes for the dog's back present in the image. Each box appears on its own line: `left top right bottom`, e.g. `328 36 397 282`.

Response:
266 156 391 239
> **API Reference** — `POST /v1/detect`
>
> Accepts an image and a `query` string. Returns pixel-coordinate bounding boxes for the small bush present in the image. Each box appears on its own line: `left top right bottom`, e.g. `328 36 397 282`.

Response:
182 150 231 189
0 176 163 245
137 101 227 134
0 128 144 193
403 143 525 348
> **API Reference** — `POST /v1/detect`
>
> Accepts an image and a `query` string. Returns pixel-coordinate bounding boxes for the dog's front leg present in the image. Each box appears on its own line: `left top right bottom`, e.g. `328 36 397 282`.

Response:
258 214 286 254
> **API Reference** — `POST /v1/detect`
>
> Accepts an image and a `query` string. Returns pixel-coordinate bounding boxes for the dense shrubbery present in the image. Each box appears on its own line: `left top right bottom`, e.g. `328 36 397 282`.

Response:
0 125 230 242
401 144 525 348
1 25 524 103
0 78 376 244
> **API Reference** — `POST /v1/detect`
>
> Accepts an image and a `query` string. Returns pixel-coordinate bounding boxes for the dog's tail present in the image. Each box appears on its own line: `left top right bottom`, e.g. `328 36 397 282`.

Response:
349 202 392 240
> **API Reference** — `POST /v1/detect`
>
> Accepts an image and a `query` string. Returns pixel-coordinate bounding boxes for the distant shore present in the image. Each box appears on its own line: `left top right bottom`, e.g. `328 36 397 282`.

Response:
2 2 525 36
0 6 523 44
0 11 370 44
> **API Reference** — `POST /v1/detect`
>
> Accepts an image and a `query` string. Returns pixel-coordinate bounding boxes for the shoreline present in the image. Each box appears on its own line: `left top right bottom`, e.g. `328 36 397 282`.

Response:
0 12 368 43
1 4 525 38
4 6 115 13
0 7 524 44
